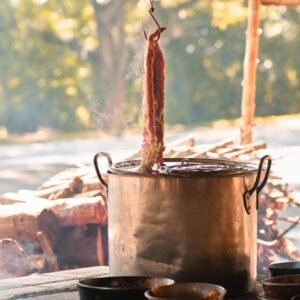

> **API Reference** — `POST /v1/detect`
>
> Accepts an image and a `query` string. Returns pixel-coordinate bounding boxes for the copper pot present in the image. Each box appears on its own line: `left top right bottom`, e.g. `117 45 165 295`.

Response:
94 154 271 296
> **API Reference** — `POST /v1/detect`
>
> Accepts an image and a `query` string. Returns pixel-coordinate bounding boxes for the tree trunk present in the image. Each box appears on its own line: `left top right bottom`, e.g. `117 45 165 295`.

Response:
91 0 128 132
0 75 12 127
240 0 261 145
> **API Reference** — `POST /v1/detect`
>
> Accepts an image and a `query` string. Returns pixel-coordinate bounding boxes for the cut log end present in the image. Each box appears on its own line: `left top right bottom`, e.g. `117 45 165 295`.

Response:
37 209 62 248
0 239 32 279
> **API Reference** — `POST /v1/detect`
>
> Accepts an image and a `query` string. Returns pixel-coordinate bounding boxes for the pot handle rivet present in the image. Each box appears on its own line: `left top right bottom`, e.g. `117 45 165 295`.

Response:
243 192 252 215
93 152 112 188
243 155 272 215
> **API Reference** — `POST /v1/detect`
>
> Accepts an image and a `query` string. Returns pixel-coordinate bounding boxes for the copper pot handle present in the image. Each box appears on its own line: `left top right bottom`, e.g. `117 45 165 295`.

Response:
243 155 272 215
93 152 113 188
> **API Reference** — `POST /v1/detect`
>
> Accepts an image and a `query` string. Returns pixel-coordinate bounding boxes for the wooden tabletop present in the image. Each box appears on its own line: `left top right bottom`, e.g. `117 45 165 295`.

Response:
0 266 108 300
0 266 258 300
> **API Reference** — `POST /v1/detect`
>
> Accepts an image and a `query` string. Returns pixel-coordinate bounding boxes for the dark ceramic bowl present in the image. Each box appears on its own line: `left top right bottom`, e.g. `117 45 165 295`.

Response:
78 276 174 300
262 275 300 299
269 262 300 277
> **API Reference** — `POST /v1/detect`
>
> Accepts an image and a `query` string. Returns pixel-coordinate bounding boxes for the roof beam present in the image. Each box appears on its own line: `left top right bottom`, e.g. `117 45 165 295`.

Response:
241 0 261 144
261 0 300 6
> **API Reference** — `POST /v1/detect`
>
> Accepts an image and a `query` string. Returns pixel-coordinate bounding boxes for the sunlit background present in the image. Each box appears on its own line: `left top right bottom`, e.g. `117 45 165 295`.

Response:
0 0 299 134
0 0 299 196
0 0 300 280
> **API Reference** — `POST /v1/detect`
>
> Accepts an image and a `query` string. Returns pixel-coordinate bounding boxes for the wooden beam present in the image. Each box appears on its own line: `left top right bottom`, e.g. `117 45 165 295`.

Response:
261 0 300 5
36 231 59 272
240 0 261 144
96 226 104 265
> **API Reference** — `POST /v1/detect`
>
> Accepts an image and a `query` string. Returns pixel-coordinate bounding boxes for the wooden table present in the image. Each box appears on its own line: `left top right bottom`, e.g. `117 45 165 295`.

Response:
0 267 259 300
0 267 108 300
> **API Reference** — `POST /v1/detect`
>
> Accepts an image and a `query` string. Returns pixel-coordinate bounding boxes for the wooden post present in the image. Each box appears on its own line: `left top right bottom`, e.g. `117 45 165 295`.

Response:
261 0 300 5
96 227 104 265
240 0 261 145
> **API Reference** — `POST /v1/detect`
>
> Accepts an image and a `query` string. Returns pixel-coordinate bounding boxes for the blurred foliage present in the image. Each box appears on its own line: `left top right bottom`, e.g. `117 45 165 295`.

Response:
0 0 299 133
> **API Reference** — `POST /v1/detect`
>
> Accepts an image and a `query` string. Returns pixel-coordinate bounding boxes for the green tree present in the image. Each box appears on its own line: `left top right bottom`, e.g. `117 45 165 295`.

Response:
0 0 299 133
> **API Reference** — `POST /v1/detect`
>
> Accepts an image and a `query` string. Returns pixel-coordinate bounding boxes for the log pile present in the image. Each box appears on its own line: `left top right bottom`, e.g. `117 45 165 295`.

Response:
0 172 107 278
257 181 300 274
0 136 299 278
0 239 32 279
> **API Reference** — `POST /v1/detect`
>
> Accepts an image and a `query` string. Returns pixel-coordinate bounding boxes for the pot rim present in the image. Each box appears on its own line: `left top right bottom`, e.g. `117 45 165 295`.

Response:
269 261 300 270
77 276 175 291
108 157 259 178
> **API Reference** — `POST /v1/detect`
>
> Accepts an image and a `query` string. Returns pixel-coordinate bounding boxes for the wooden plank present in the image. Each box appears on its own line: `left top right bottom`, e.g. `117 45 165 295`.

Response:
0 275 74 291
17 291 79 300
261 0 300 5
2 287 259 300
12 291 260 300
0 266 108 285
40 266 109 279
0 280 78 299
0 267 108 298
14 291 260 300
0 285 48 299
241 0 261 144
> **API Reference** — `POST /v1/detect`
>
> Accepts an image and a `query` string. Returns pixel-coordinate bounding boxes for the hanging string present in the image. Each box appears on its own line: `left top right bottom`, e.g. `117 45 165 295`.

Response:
144 0 163 41
150 0 155 12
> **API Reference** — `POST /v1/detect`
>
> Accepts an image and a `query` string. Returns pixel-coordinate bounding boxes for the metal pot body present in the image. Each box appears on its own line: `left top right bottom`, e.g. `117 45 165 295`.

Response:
108 173 257 296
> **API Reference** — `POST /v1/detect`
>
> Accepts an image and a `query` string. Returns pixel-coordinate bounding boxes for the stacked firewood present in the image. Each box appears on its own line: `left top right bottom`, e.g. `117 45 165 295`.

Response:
0 169 108 278
0 137 299 278
257 180 300 274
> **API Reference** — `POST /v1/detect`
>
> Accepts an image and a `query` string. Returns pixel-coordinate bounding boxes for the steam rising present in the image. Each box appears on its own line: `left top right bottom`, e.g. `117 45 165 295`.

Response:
89 95 123 130
90 35 146 132
125 35 146 80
